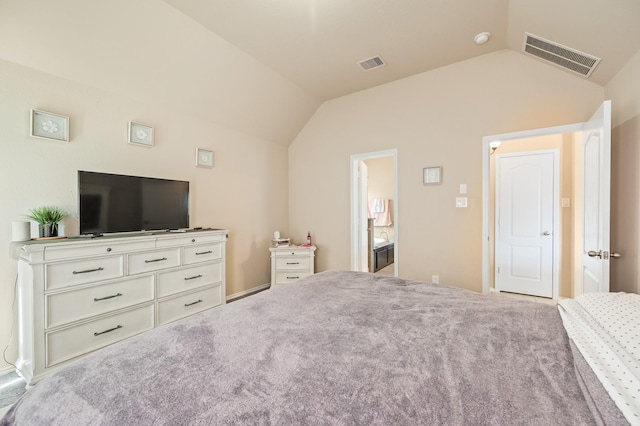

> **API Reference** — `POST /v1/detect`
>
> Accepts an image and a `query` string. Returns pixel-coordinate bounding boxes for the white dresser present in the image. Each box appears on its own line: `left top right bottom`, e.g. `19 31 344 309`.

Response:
12 229 228 386
269 245 316 287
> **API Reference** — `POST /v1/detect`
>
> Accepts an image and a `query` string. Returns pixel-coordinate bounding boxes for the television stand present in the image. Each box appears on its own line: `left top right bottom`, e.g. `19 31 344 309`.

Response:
12 228 229 386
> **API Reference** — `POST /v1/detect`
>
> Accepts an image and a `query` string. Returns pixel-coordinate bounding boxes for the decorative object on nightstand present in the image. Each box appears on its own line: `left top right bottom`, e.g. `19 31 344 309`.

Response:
26 206 67 238
128 121 154 147
269 244 316 287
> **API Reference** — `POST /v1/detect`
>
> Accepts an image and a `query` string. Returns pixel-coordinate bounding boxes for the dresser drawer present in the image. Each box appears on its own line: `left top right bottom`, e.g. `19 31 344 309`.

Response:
156 233 225 248
45 256 124 291
183 243 222 265
157 285 223 326
46 275 155 328
157 262 222 298
275 271 311 284
44 240 155 261
275 257 310 270
46 303 154 367
127 248 181 275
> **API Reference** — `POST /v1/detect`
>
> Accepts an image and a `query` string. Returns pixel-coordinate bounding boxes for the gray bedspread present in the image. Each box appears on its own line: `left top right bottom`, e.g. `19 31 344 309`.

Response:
1 270 627 425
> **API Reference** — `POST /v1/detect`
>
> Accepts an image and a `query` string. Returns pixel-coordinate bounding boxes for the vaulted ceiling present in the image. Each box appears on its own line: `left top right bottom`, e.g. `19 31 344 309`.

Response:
164 0 640 100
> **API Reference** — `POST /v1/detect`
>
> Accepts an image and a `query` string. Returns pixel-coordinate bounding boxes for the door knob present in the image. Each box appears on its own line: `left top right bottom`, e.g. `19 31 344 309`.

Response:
542 231 550 236
611 252 622 259
587 250 602 258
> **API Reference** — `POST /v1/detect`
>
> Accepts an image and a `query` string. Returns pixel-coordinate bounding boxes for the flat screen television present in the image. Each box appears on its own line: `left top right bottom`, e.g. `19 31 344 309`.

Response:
78 171 189 235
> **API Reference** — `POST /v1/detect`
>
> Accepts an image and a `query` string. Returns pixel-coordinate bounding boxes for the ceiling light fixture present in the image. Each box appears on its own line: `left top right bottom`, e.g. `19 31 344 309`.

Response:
474 32 490 45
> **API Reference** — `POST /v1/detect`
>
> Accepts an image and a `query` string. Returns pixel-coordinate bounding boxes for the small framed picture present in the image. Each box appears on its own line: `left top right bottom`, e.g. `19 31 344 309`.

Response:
423 166 442 184
30 109 69 142
196 148 214 168
128 121 154 147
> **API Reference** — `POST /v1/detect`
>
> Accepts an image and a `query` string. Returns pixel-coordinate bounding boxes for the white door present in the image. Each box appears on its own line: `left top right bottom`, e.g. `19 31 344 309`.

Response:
581 100 612 294
495 151 556 298
357 160 369 272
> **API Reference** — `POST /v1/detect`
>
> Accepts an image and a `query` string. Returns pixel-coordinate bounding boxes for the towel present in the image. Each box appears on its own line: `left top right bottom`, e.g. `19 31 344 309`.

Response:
370 199 392 226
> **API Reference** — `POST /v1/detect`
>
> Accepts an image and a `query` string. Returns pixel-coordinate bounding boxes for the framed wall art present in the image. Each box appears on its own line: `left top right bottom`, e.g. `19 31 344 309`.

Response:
423 166 442 184
196 148 214 168
30 109 69 142
128 121 154 147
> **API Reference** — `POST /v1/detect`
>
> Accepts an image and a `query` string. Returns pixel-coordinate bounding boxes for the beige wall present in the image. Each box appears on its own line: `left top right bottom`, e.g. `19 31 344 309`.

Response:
488 134 575 298
0 59 290 372
607 47 640 295
0 0 323 373
289 50 604 290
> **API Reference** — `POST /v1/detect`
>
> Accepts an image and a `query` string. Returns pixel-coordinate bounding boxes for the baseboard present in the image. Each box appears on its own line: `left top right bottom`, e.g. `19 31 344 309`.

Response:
226 283 270 302
0 365 15 377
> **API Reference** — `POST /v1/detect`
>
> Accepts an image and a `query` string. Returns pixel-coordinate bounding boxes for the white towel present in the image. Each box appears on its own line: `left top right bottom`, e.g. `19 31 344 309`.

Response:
373 200 392 226
373 199 384 213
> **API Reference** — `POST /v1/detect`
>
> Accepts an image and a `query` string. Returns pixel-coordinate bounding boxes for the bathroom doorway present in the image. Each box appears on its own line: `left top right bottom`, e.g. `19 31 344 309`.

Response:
350 149 398 276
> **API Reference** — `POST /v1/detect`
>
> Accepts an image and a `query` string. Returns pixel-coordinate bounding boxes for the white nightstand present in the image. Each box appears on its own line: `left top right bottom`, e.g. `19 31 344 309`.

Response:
269 245 316 287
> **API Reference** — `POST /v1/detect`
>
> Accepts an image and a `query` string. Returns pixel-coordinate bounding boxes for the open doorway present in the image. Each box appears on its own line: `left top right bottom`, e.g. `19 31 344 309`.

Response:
350 149 398 276
485 128 580 299
482 100 613 299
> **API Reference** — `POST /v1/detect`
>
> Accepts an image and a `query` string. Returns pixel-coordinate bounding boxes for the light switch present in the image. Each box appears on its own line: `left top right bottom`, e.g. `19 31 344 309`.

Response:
562 198 570 208
459 184 467 194
456 197 468 208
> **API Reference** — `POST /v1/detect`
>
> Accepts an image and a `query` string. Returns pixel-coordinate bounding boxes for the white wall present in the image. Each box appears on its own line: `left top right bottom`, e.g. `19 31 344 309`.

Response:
289 50 604 291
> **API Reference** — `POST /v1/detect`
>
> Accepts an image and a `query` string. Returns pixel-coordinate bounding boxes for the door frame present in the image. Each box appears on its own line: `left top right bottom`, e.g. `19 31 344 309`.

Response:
482 123 583 295
494 149 559 299
350 149 398 275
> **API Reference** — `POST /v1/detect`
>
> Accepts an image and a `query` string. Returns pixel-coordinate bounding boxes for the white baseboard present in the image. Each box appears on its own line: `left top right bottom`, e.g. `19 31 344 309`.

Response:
0 365 15 377
226 283 270 302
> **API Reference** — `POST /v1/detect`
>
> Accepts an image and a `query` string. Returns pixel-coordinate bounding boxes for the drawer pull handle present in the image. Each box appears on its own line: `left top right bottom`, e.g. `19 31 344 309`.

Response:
93 325 122 336
286 276 300 280
185 299 203 307
184 275 203 281
145 257 168 263
73 267 104 275
94 293 123 302
286 262 300 265
196 251 213 255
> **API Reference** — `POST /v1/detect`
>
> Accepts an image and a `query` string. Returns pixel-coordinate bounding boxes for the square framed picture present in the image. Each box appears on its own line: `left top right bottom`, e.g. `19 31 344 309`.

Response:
30 109 69 142
196 148 214 168
128 121 154 147
423 166 442 184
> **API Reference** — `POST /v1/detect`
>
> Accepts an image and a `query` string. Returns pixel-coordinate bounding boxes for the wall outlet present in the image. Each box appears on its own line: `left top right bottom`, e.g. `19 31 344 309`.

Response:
455 197 468 208
432 275 439 284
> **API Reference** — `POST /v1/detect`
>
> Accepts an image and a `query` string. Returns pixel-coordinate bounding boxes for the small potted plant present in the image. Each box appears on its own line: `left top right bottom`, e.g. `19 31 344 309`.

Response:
26 206 67 238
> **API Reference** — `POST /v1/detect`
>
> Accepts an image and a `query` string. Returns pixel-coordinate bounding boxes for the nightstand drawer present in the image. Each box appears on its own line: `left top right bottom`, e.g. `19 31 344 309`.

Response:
183 243 222 265
273 249 310 257
45 256 124 291
127 248 181 275
46 275 155 328
46 303 154 367
275 257 310 270
157 285 223 326
275 271 311 284
157 262 222 298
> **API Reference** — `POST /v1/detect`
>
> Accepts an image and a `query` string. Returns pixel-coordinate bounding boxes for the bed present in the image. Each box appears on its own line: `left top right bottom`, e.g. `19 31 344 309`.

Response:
1 270 637 425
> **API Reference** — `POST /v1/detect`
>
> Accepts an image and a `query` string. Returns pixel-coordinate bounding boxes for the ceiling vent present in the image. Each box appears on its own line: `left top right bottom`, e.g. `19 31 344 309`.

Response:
358 56 385 72
523 33 601 78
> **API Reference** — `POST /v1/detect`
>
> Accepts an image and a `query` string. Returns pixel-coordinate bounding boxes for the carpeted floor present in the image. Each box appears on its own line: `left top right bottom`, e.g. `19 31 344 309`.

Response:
0 371 26 411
